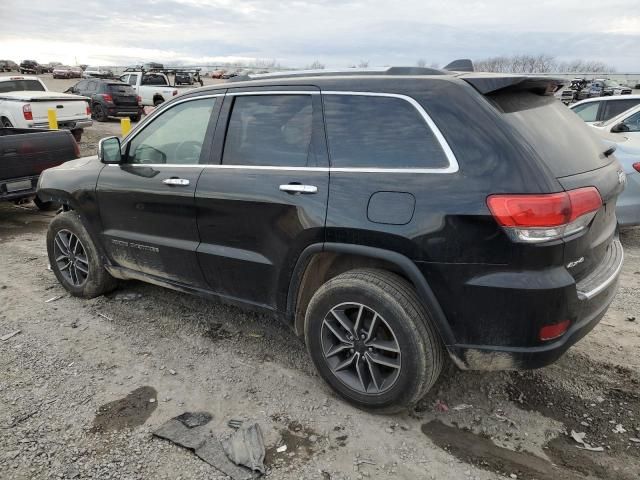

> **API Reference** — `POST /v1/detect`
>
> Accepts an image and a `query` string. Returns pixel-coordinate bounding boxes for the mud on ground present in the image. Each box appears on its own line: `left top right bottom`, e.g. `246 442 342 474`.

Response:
1 202 639 480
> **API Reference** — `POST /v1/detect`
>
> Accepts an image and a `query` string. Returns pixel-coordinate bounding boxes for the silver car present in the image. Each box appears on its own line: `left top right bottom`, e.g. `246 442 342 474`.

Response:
597 133 640 227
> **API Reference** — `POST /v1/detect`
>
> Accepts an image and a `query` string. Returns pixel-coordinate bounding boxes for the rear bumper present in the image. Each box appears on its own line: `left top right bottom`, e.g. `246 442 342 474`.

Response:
106 106 143 117
442 240 624 370
32 119 92 130
0 175 38 201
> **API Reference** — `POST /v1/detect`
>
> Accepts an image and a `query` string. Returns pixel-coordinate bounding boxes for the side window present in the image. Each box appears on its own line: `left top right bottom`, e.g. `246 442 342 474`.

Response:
126 97 216 165
74 80 87 93
86 81 97 93
603 100 640 121
127 74 138 86
119 74 129 83
323 94 448 169
572 102 600 122
222 95 313 167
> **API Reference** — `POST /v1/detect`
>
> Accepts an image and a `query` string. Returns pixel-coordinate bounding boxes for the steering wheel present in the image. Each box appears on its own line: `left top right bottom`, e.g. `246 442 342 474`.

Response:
175 140 202 163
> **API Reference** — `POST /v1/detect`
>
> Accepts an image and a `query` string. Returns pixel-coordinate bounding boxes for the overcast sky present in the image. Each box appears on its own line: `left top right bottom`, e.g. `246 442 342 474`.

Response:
1 0 639 70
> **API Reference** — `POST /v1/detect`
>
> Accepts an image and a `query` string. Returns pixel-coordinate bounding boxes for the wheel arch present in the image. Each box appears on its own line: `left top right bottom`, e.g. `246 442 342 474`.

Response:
287 243 455 346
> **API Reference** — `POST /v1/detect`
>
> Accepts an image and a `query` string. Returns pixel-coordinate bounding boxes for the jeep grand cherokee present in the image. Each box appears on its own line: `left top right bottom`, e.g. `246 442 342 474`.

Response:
37 65 625 412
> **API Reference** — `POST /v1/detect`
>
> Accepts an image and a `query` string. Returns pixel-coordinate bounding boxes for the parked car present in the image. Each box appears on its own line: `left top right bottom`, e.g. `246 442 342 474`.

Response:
211 70 226 79
591 103 640 141
1 127 79 209
570 95 640 124
19 60 43 75
589 79 632 97
119 71 178 106
593 133 640 227
221 71 237 79
52 65 73 79
66 79 142 122
175 71 194 85
69 66 83 78
0 60 18 72
38 67 625 412
83 66 114 79
0 76 92 141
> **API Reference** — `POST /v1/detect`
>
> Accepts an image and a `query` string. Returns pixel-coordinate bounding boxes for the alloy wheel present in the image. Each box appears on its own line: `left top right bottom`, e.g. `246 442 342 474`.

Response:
53 229 89 287
321 302 401 394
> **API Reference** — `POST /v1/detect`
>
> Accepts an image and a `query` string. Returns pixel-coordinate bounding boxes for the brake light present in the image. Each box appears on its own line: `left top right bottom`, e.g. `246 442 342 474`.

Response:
487 187 602 243
22 104 33 120
173 90 178 96
86 103 91 116
633 163 640 173
539 320 571 341
101 94 113 103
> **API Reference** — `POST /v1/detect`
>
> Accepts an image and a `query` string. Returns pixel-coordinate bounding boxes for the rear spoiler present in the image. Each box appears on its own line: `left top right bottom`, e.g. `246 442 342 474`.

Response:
460 75 566 96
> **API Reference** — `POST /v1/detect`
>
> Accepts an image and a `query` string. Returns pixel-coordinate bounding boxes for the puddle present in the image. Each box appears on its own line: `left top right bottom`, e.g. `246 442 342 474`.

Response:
422 420 581 480
91 386 157 432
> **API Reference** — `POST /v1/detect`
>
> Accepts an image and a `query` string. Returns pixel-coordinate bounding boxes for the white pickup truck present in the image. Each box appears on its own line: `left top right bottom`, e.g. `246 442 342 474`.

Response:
0 76 92 141
119 71 179 107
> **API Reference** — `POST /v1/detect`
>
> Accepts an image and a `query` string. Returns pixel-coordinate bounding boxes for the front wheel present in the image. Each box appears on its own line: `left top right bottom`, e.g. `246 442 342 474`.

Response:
47 211 117 298
304 269 444 413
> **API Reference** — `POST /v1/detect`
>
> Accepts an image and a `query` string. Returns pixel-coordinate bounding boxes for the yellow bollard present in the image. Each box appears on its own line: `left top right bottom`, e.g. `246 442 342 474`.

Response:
120 117 131 137
47 109 58 130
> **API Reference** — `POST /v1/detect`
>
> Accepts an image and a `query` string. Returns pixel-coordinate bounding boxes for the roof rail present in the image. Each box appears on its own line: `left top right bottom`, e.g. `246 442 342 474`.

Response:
229 66 446 82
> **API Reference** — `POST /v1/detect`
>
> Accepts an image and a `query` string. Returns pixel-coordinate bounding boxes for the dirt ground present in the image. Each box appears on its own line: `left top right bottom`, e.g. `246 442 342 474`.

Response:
1 74 640 480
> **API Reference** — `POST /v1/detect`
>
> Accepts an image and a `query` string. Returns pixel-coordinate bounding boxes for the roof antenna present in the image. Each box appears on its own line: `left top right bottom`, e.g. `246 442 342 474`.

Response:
443 59 474 72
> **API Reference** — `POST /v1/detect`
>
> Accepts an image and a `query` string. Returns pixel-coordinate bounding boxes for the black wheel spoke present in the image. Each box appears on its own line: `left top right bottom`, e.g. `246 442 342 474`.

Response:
321 302 401 395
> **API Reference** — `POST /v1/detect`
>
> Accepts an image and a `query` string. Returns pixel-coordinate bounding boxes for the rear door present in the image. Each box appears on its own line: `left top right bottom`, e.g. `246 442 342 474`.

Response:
195 87 329 309
96 94 222 287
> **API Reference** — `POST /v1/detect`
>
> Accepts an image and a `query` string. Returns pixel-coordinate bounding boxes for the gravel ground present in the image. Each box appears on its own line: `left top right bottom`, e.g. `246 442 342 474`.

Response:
1 74 640 480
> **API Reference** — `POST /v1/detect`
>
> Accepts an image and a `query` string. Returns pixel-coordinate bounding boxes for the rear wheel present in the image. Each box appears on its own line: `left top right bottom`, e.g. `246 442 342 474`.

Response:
304 269 444 413
47 211 117 298
129 114 141 122
92 103 108 122
153 97 164 107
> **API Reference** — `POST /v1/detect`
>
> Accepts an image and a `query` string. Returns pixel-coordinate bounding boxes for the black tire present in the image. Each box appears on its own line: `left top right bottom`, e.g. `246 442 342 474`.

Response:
129 114 141 122
92 103 108 122
153 97 164 107
47 211 117 298
34 196 59 211
1 117 13 128
304 268 444 413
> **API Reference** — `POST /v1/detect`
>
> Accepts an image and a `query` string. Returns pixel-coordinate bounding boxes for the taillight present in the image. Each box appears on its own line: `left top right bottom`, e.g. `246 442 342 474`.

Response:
23 104 33 121
101 94 114 103
633 163 640 173
86 103 91 116
173 90 178 96
72 136 80 158
487 187 602 243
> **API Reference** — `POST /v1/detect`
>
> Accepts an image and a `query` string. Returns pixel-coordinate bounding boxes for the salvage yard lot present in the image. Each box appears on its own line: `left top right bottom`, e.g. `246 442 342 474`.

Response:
1 208 640 479
1 72 640 480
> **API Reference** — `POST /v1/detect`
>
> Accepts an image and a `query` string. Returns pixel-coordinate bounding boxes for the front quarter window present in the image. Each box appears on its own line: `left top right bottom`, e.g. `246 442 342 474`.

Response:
126 97 216 165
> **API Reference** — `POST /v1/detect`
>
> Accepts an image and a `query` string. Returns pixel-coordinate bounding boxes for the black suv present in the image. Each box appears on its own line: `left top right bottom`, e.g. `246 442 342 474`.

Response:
19 60 42 74
37 67 625 412
66 79 143 122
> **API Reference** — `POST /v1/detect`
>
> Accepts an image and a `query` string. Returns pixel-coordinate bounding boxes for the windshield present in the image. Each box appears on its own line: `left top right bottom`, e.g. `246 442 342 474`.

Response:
602 104 640 127
0 79 46 93
604 80 619 87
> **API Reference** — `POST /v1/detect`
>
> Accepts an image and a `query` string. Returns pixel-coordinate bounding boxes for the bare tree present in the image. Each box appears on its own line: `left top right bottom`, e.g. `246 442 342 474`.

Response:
307 60 325 70
474 54 614 74
357 60 369 68
416 58 427 68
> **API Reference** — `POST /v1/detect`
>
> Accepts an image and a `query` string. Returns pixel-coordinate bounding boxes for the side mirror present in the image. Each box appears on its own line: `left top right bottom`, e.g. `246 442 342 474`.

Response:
611 122 629 134
98 136 122 164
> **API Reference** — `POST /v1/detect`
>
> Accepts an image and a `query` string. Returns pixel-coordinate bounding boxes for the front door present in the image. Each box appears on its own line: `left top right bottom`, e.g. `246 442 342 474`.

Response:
196 88 329 310
97 95 222 287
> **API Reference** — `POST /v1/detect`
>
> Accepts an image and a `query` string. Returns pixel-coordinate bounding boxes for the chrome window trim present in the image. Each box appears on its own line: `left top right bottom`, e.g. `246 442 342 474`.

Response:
117 90 459 174
321 91 458 174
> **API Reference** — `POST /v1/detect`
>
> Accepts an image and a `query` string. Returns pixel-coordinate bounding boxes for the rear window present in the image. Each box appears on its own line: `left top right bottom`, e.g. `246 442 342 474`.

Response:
0 80 46 93
489 92 610 177
323 95 448 169
107 83 135 95
142 74 168 86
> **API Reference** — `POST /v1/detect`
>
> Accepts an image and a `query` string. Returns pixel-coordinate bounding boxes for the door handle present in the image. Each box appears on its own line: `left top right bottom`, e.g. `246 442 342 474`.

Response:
162 178 190 186
279 184 318 194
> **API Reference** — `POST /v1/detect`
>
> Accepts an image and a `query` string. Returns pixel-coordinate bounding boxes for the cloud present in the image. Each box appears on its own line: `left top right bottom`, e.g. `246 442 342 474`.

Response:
1 0 638 70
